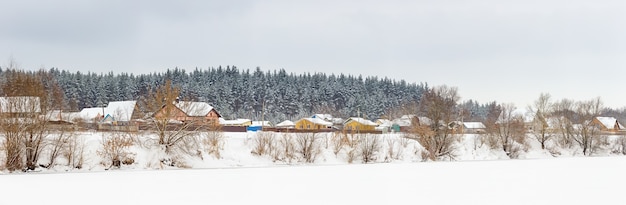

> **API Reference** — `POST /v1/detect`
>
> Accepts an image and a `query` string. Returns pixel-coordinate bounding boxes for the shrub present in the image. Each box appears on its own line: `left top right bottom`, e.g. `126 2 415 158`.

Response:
98 132 135 169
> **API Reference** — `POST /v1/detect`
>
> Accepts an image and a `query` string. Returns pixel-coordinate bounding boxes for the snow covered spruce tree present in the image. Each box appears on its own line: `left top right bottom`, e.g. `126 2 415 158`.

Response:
408 85 460 161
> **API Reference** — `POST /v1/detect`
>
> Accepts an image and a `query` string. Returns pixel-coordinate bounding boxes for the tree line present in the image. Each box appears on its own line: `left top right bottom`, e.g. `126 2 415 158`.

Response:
2 66 432 122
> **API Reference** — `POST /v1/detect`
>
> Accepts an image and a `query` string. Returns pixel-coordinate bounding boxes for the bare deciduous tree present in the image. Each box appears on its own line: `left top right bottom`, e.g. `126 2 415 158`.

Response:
358 134 381 163
141 80 208 165
384 101 419 120
64 134 86 169
485 103 527 158
44 129 74 169
275 133 296 163
407 85 459 161
0 69 51 171
573 97 603 156
527 93 553 150
251 131 276 157
552 99 577 149
295 132 320 163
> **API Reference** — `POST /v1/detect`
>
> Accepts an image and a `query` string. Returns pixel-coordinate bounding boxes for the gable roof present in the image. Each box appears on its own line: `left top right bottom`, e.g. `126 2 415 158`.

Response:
46 110 81 122
299 118 333 126
252 121 272 127
105 101 137 121
401 115 416 119
463 122 486 129
0 96 41 113
219 118 251 126
276 120 295 127
392 118 412 127
595 117 625 130
174 101 218 117
79 107 105 120
376 119 393 126
311 114 333 121
345 117 377 126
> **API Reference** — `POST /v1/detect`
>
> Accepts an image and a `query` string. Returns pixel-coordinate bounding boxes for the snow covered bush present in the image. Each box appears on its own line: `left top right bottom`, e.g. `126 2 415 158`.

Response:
295 132 320 163
64 134 86 169
274 133 296 163
358 134 381 163
251 131 276 157
98 132 135 169
385 136 405 162
200 130 225 159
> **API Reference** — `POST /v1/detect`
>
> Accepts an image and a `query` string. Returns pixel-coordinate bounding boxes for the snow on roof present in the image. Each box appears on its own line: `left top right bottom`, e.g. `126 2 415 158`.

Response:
79 107 105 120
392 118 412 127
300 118 333 126
46 110 81 122
345 117 377 126
219 118 251 125
463 122 486 129
0 96 41 113
175 101 215 117
105 101 136 121
252 121 272 127
595 117 625 130
401 115 416 119
330 118 344 124
418 117 432 125
311 114 333 120
376 119 393 126
276 120 295 127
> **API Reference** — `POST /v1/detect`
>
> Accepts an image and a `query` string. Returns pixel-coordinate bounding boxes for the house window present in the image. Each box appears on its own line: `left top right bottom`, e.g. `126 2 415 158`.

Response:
307 124 311 129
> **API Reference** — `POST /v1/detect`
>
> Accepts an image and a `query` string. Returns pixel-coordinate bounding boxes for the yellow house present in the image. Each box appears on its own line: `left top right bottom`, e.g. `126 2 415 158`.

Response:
295 118 333 130
343 117 377 131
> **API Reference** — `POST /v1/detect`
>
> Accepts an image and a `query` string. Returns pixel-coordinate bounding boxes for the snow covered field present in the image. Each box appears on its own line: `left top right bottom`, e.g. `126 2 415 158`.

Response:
2 156 625 205
1 131 625 204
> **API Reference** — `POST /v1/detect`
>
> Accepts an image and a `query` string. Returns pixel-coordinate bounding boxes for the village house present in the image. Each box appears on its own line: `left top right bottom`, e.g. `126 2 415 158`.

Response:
78 107 105 123
45 110 80 125
295 117 333 130
275 120 295 129
0 96 41 118
375 119 393 133
219 118 252 127
391 115 432 132
311 114 344 129
103 101 143 125
154 100 221 125
248 121 272 131
460 122 487 134
591 117 625 133
343 117 377 132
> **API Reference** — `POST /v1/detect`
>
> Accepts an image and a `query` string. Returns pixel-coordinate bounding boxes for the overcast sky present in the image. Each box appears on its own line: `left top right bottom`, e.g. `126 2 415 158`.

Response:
1 0 625 108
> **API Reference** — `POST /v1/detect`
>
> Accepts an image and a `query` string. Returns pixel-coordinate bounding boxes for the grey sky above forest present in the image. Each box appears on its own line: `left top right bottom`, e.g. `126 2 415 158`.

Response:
1 0 625 108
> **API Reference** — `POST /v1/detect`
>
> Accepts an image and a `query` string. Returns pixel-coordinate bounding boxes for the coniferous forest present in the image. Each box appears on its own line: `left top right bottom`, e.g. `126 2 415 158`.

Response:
0 66 533 123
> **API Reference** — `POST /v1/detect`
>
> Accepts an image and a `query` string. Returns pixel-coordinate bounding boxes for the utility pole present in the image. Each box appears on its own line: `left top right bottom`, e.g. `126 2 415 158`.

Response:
261 97 266 131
